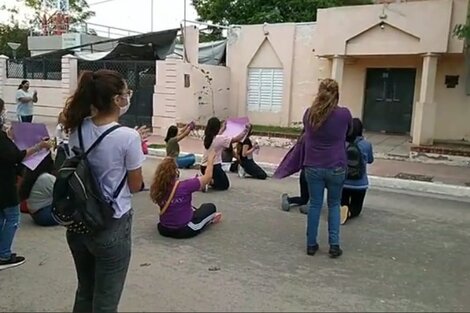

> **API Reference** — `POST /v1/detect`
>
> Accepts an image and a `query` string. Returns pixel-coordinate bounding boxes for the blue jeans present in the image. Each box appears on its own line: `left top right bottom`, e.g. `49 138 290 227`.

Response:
0 205 20 260
304 167 346 247
32 205 59 227
176 154 196 169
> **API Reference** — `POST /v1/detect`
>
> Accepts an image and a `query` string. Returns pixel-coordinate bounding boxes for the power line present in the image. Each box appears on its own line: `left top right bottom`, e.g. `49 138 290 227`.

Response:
88 0 121 6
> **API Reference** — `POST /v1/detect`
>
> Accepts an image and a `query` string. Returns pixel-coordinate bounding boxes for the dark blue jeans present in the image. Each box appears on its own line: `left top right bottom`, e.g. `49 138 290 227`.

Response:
66 211 132 313
0 205 20 261
31 205 59 227
304 167 345 247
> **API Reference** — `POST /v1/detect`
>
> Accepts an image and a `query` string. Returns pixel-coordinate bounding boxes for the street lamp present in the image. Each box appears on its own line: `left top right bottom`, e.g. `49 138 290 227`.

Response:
7 42 21 61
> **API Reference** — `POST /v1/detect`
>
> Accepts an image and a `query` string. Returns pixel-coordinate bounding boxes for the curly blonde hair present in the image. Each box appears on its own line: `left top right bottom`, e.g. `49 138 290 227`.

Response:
150 157 178 206
308 78 339 129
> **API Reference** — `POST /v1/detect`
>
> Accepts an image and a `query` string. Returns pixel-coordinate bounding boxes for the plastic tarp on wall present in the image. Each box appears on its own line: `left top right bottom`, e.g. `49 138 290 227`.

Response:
172 40 227 65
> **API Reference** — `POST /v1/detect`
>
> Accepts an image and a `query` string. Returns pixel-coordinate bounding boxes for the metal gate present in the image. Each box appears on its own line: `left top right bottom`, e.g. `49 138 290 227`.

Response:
77 60 156 128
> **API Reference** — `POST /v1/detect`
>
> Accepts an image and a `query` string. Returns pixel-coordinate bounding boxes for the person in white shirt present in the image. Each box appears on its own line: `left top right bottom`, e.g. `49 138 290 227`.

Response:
54 111 69 169
16 80 37 123
62 69 147 312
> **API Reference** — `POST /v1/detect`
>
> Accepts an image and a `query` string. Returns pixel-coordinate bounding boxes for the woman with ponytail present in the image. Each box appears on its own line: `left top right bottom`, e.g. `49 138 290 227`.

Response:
302 78 352 259
63 70 146 312
200 117 248 191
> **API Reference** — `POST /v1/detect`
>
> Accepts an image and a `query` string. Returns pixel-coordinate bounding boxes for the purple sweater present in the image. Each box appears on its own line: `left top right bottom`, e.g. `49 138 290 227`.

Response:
302 107 352 169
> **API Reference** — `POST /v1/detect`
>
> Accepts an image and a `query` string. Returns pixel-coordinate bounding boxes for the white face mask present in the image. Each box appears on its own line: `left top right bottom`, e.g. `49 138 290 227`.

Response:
119 95 131 116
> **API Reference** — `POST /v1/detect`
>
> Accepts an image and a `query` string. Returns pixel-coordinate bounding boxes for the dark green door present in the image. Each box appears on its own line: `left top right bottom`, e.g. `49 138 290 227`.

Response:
363 68 416 133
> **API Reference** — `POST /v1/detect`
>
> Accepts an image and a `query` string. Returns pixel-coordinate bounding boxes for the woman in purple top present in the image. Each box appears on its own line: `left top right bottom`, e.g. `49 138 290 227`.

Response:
303 78 352 258
151 151 222 239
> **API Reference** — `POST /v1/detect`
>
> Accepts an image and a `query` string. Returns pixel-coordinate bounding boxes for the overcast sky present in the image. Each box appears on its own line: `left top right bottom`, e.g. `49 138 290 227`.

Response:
1 0 198 34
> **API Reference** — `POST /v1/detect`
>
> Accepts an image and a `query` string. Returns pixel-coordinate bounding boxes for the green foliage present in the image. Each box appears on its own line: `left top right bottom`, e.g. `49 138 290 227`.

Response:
192 0 372 25
0 24 30 58
454 23 470 41
24 0 95 24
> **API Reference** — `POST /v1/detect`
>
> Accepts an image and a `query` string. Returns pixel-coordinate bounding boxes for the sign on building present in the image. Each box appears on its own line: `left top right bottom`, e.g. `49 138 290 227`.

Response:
62 33 81 51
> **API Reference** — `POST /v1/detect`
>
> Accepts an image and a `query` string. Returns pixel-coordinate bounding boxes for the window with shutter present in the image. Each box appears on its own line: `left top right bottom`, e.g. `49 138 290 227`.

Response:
247 68 284 113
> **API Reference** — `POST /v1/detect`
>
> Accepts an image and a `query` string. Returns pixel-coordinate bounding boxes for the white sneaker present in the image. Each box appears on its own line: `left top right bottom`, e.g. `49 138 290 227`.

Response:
238 166 246 178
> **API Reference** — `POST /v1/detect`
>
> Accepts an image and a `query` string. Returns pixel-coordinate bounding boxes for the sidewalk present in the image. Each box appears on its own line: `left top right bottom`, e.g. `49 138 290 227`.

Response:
147 134 470 188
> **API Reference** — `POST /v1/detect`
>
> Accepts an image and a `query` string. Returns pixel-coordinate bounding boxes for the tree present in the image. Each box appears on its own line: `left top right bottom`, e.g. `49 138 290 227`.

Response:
24 0 95 26
0 24 29 59
193 0 372 26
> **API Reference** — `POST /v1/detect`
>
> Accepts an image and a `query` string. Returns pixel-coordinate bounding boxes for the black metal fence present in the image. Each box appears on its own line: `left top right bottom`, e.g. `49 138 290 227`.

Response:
78 60 156 128
6 58 62 80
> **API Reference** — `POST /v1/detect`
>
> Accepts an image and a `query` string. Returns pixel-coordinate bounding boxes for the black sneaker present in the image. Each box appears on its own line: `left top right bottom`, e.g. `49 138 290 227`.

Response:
307 244 319 256
329 245 343 258
0 254 26 270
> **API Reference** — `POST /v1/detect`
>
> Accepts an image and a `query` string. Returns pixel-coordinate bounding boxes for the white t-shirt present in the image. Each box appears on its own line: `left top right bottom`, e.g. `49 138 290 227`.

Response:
27 173 56 214
201 135 232 166
68 118 145 218
16 89 34 116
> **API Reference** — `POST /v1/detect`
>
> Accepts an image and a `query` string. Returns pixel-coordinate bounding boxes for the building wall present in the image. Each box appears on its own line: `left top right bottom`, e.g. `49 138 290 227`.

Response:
434 55 470 141
227 23 329 126
315 0 467 56
152 58 231 136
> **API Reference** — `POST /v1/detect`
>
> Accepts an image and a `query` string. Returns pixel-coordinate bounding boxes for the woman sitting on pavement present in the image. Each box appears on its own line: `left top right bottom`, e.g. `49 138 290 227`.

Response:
237 124 267 180
151 151 222 239
165 123 196 169
19 153 59 227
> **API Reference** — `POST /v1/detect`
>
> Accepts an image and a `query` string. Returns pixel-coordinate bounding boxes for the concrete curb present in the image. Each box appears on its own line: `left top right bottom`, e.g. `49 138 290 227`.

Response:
148 148 470 200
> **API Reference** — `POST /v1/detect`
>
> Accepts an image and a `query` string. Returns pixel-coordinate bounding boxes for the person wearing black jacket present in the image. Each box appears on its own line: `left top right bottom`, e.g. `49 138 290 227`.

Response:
0 98 52 270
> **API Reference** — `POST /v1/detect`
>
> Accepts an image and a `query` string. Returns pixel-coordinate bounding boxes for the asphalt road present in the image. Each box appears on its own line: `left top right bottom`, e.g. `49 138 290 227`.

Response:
1 158 469 312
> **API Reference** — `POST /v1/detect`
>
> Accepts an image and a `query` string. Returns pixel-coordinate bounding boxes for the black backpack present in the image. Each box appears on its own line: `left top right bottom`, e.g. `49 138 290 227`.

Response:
346 140 365 180
52 124 127 234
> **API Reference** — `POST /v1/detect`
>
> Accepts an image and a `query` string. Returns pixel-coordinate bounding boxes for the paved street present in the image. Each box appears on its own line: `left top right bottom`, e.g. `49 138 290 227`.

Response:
1 158 470 312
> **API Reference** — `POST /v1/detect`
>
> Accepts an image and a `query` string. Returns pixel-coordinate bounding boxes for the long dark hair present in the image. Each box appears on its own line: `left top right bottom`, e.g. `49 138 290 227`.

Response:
19 154 55 201
347 118 364 143
165 125 178 143
63 70 125 131
0 98 4 112
18 80 29 89
236 124 252 158
204 117 221 149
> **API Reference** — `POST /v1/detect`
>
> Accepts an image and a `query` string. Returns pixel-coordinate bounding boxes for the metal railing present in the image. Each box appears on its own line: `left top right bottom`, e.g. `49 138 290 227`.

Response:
6 58 62 80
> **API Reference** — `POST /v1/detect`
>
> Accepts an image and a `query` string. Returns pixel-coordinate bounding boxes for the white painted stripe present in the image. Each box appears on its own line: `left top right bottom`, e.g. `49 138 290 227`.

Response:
187 212 216 231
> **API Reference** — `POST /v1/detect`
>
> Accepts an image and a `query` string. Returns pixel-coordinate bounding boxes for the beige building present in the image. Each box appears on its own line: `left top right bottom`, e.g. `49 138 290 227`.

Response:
227 0 470 145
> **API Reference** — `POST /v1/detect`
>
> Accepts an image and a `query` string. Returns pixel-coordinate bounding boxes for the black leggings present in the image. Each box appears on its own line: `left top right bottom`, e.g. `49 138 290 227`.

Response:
240 159 267 180
288 169 309 206
158 203 217 239
200 164 229 190
341 188 367 218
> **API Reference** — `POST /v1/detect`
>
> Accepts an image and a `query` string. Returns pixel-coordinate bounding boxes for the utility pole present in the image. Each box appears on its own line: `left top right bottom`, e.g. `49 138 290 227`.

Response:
151 0 154 31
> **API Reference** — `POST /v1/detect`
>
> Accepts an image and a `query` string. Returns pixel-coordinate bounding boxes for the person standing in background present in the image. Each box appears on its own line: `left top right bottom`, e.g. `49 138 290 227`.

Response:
16 80 37 123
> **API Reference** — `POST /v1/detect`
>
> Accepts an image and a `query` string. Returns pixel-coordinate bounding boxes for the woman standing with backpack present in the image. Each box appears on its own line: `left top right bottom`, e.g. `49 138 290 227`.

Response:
341 118 374 224
62 70 146 312
302 79 352 258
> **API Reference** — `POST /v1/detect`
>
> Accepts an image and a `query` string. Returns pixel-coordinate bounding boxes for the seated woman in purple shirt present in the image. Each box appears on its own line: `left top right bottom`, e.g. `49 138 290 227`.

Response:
151 151 222 239
302 78 352 259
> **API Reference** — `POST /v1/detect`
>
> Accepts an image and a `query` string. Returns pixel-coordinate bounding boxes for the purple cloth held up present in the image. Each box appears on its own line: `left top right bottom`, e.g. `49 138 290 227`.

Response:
11 122 50 170
273 137 305 179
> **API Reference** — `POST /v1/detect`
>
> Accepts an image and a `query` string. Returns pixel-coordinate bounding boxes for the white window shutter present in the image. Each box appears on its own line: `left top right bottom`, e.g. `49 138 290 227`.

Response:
247 68 283 113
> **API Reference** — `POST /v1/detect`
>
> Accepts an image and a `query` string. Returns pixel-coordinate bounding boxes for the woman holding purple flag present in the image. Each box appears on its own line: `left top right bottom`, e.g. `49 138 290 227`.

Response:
302 79 352 258
0 98 52 270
